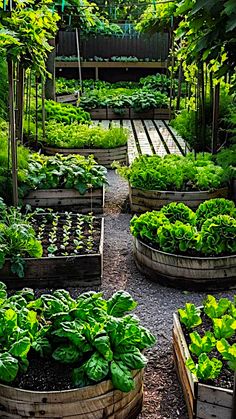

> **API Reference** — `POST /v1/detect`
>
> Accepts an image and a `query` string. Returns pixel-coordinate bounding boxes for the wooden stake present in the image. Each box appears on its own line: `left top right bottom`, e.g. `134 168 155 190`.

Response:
15 64 24 143
232 371 236 419
211 83 220 154
8 59 18 206
45 38 56 100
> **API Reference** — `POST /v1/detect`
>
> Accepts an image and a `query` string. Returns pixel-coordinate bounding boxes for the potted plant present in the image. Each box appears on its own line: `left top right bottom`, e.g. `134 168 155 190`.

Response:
116 153 230 212
0 200 104 287
0 286 156 418
130 199 236 290
173 295 236 418
42 123 128 169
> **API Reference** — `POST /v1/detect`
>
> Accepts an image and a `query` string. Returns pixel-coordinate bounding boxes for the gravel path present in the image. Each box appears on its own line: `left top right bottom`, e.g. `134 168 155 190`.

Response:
102 170 235 419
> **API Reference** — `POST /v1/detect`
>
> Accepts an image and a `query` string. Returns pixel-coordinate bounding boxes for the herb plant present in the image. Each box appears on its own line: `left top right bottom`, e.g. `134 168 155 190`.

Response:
0 286 156 392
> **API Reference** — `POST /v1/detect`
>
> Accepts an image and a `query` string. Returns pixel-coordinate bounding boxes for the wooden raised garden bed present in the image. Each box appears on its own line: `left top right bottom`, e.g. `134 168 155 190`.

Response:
129 185 229 213
133 237 236 291
22 186 105 213
42 145 127 169
0 369 143 419
173 313 233 419
0 217 104 289
89 107 172 120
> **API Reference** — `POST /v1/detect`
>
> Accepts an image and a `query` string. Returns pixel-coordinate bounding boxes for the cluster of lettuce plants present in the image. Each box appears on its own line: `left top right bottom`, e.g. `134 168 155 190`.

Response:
45 122 128 149
116 153 230 192
130 199 236 257
0 285 155 392
179 295 236 383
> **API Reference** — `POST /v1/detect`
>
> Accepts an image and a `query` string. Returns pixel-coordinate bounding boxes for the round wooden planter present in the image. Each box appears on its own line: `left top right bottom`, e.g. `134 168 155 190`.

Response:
129 185 229 213
0 370 143 419
42 144 127 169
133 237 236 291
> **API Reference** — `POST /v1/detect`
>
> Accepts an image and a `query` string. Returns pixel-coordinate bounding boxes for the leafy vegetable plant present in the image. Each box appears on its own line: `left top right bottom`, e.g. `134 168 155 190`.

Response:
189 332 216 357
186 354 222 381
203 295 231 319
0 286 156 392
178 303 202 330
216 339 236 371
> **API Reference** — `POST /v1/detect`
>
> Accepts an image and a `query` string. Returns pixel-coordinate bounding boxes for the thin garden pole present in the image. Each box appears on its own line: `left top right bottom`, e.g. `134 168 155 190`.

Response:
232 371 236 419
35 76 38 145
42 81 46 142
15 64 24 143
8 59 18 206
75 28 83 95
211 83 220 154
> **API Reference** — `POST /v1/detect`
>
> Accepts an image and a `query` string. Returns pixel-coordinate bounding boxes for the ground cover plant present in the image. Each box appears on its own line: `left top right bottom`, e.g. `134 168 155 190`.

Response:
45 122 128 149
130 199 236 257
178 295 236 389
0 285 156 392
116 153 230 192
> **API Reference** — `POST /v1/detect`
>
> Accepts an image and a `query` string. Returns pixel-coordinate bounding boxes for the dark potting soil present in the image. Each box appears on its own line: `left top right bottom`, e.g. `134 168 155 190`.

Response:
31 214 101 257
182 312 235 390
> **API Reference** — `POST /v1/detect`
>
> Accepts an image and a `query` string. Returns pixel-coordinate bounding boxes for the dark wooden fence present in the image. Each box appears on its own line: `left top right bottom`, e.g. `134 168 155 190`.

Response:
57 30 169 61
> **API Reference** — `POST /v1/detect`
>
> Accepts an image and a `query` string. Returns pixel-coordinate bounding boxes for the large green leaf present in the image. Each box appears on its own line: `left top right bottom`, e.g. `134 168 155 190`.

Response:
107 291 137 317
85 352 109 382
0 353 19 383
52 344 81 364
9 337 31 359
110 361 135 392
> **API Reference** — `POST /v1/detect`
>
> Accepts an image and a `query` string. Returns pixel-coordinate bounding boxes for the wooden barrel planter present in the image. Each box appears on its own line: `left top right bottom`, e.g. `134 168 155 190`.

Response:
129 185 229 213
0 369 143 419
42 145 127 169
0 219 104 289
89 107 172 120
22 186 105 213
133 237 236 291
173 313 233 419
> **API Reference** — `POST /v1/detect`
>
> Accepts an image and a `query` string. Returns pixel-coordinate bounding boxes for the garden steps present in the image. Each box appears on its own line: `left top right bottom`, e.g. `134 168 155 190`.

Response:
92 119 188 164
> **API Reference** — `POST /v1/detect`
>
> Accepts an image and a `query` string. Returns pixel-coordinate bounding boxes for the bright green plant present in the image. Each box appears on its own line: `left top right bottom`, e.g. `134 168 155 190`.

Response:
0 199 43 278
157 221 198 254
213 315 236 340
23 153 107 196
195 199 235 228
0 286 156 392
44 100 90 124
203 295 231 319
45 122 128 149
178 303 202 330
189 331 216 357
216 339 236 371
160 202 196 225
130 211 169 246
116 153 228 192
186 354 222 381
199 215 236 256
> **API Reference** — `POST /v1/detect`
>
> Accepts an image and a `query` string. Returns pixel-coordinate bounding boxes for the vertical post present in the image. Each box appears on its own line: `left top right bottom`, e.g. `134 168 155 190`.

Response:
211 83 220 154
232 371 236 419
75 28 83 93
42 81 46 141
8 59 18 206
45 38 56 100
15 64 24 143
176 61 183 111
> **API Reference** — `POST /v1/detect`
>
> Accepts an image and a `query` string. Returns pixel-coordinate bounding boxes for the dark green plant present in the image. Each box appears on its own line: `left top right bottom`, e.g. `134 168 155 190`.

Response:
0 286 156 391
157 221 198 254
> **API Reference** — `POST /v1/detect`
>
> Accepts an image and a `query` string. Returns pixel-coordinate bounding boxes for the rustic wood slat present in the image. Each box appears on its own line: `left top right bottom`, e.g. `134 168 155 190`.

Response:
143 120 167 156
154 119 181 155
55 61 168 69
173 312 234 419
100 120 110 129
0 370 143 418
110 120 121 128
123 120 139 164
165 120 190 154
132 120 152 155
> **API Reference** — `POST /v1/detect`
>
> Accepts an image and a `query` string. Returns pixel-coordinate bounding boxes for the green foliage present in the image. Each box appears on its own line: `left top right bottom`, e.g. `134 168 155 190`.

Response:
215 145 236 180
24 153 107 196
195 199 235 229
0 55 8 119
171 110 197 148
189 332 216 357
199 215 236 256
45 122 128 149
186 354 222 381
117 153 228 192
136 2 177 33
0 199 43 277
0 286 156 392
0 1 60 76
44 100 90 124
178 303 202 330
213 315 236 340
130 199 236 257
203 295 231 320
216 339 236 371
